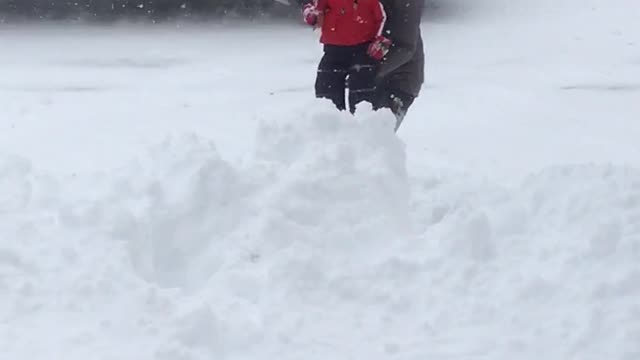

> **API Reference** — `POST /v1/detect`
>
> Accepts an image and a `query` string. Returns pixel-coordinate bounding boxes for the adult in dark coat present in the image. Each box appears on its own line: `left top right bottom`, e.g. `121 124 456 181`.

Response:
374 0 425 131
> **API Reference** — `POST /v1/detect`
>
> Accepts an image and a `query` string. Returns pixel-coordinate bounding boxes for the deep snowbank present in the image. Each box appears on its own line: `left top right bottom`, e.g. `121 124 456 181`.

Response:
409 163 640 359
2 102 639 359
1 103 412 359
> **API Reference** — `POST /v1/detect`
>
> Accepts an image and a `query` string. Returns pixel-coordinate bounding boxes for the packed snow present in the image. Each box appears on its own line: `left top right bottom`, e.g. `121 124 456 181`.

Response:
1 0 640 359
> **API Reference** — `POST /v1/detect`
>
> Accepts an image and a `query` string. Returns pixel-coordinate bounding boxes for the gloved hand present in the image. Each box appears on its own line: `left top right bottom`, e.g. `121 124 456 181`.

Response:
302 4 321 26
367 35 392 60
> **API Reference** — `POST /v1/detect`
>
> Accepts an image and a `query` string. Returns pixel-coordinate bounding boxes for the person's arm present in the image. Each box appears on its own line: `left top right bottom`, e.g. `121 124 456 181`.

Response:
377 0 424 79
373 0 387 37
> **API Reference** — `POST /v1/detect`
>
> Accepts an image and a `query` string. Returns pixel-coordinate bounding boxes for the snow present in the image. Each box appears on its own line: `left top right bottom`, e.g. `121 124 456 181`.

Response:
1 0 640 359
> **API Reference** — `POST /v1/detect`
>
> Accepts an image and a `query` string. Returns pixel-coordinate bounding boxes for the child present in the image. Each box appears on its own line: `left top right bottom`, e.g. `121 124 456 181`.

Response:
303 0 392 113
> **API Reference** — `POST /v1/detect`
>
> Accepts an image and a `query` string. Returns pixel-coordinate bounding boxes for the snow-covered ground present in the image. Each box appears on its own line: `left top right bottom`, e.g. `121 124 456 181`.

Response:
1 0 640 359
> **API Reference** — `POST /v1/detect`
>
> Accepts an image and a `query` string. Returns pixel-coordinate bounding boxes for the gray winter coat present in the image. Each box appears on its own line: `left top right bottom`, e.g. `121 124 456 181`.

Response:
377 0 425 97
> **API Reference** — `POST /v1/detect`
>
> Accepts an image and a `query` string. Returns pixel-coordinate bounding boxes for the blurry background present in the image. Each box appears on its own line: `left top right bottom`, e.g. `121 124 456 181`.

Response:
0 0 311 21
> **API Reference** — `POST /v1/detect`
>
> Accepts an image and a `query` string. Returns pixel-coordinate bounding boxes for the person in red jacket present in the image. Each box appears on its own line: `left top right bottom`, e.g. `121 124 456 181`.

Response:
303 0 392 113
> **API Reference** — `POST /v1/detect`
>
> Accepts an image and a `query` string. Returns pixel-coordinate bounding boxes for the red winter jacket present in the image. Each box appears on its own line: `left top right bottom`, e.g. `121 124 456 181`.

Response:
315 0 386 46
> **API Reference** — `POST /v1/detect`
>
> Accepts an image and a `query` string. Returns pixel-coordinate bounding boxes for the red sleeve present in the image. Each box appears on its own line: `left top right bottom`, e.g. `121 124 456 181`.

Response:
372 0 387 37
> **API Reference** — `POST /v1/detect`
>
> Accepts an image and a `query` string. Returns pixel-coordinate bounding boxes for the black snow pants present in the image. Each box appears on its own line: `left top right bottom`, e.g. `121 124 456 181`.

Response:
315 43 377 114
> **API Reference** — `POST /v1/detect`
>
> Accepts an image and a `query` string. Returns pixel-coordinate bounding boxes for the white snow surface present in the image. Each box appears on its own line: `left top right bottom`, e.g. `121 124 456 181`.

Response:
1 0 640 359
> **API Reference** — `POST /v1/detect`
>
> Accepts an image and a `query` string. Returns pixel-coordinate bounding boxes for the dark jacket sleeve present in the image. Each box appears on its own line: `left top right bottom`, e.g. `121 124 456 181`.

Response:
377 0 424 80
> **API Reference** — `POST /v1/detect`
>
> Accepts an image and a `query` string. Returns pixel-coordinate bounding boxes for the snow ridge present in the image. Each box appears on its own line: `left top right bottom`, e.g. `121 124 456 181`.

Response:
1 103 639 359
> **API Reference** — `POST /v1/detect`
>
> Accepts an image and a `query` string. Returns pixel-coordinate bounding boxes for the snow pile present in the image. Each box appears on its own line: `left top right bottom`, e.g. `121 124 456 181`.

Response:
2 103 639 360
119 103 412 359
408 163 640 359
1 103 414 360
0 153 156 359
